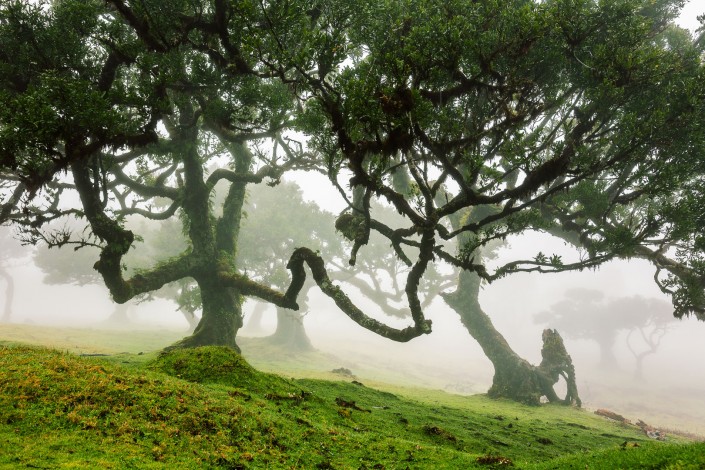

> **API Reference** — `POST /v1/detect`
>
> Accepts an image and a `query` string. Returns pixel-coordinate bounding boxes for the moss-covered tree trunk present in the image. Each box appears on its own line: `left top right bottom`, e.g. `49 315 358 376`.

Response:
443 270 544 404
440 198 580 406
443 269 580 406
165 108 249 352
66 91 288 352
173 272 244 351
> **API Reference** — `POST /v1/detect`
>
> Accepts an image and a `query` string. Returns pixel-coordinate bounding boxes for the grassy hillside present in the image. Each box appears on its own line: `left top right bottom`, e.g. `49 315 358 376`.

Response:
1 343 703 469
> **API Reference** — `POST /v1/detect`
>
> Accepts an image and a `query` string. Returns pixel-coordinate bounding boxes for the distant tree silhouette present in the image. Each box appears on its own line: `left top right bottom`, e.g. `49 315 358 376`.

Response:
536 289 675 377
0 226 31 322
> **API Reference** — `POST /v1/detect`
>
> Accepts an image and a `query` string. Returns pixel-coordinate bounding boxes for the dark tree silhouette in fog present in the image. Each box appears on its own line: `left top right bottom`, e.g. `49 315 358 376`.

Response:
0 226 31 322
537 289 675 378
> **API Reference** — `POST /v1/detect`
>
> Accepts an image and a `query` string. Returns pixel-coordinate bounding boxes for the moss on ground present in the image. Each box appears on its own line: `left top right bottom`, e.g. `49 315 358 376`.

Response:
150 346 259 386
1 343 702 468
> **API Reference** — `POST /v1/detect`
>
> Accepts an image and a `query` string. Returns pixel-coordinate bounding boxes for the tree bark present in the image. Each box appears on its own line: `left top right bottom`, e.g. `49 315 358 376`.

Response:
443 269 580 406
441 199 580 405
0 266 13 323
165 115 249 352
443 270 542 404
168 272 243 352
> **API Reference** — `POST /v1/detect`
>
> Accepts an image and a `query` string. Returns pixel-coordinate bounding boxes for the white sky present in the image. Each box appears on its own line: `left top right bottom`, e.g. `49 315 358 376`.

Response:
678 0 705 33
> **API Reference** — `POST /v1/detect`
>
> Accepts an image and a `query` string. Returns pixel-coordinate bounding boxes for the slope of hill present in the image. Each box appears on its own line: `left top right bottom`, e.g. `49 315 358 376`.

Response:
1 343 702 469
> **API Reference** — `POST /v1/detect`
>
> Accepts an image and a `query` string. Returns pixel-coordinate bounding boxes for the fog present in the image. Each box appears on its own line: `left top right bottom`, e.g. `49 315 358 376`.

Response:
1 0 704 443
3 168 705 436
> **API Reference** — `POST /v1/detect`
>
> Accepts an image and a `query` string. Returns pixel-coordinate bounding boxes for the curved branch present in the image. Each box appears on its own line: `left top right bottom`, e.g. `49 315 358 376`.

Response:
202 113 282 144
633 245 701 287
205 165 283 191
112 165 181 199
113 254 196 303
284 247 432 342
116 200 181 220
72 159 193 304
106 0 168 52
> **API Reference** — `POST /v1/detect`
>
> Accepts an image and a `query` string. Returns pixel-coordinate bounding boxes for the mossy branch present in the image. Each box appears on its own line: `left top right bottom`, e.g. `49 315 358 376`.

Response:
205 165 283 191
284 247 432 342
217 270 299 309
111 255 195 304
72 160 194 304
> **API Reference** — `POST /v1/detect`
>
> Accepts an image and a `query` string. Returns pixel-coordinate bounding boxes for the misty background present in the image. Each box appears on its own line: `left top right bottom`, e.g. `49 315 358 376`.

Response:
3 169 705 435
2 0 705 437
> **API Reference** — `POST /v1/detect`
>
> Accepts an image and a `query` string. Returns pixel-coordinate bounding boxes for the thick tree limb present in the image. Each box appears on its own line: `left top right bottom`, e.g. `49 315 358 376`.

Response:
285 247 432 342
205 166 283 190
112 165 181 199
217 271 298 309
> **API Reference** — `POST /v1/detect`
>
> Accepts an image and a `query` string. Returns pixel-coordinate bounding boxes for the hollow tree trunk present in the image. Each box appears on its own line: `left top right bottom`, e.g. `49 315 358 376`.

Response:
0 266 13 323
443 269 580 406
266 306 313 352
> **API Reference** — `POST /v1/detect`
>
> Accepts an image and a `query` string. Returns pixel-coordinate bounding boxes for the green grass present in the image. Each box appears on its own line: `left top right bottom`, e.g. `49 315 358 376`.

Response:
1 342 702 469
526 442 705 469
0 322 185 354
